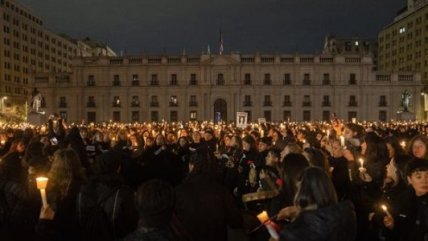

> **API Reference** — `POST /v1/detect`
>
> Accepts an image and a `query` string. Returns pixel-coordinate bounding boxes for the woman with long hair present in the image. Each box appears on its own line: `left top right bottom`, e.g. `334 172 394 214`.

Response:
407 135 428 160
37 148 86 241
277 167 357 241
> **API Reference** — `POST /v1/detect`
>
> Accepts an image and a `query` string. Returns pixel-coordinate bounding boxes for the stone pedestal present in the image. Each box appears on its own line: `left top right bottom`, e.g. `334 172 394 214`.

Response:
397 111 416 121
28 112 47 125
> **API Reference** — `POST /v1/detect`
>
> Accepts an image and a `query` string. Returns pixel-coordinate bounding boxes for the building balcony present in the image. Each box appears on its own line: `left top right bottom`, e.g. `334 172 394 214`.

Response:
263 101 272 107
59 103 67 108
263 80 272 85
112 103 121 107
189 101 198 107
303 79 311 85
150 80 159 86
348 101 358 107
322 79 330 85
87 81 95 86
302 101 311 107
322 101 331 107
150 102 159 107
169 102 178 107
243 101 252 107
189 79 198 85
87 102 96 108
112 80 121 86
131 80 140 86
283 101 292 107
379 101 387 107
131 102 140 107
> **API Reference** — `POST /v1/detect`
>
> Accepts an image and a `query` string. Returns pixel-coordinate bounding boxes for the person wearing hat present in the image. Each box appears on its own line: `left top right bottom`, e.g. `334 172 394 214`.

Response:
383 158 428 241
77 151 138 241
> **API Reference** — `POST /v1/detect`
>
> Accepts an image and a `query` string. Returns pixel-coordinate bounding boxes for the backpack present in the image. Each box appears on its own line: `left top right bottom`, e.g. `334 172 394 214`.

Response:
78 187 120 241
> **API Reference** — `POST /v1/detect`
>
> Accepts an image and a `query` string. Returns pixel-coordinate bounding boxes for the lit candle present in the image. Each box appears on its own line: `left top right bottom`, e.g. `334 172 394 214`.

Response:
260 129 264 137
352 118 356 124
0 140 5 145
36 177 48 208
400 141 406 149
326 130 330 137
359 158 364 168
381 204 392 217
340 135 345 147
257 211 269 223
256 211 279 239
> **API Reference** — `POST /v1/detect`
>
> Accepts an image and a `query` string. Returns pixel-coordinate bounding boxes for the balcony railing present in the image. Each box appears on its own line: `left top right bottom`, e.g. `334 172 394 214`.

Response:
303 79 311 85
59 103 67 108
150 80 159 86
87 80 95 86
302 101 311 107
169 102 178 107
150 102 159 107
348 101 358 107
189 79 197 85
243 101 252 107
112 80 121 86
322 79 330 85
112 102 121 107
189 101 198 107
87 102 96 108
131 102 140 107
379 101 387 107
322 101 331 107
263 101 272 107
283 101 292 107
131 80 140 86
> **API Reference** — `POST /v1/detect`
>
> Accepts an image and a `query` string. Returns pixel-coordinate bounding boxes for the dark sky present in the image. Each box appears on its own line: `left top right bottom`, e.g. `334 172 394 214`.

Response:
20 0 405 54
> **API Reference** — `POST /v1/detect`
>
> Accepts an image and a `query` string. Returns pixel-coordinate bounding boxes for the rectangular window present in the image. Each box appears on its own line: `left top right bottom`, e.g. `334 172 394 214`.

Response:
131 96 140 107
113 111 121 122
379 111 387 121
113 75 120 86
190 74 197 85
349 73 356 85
131 111 140 122
170 74 177 85
303 73 311 85
169 96 178 107
283 111 291 121
87 112 96 122
151 111 159 122
303 111 311 121
244 95 252 106
379 96 387 107
264 95 272 106
322 73 330 85
283 95 291 106
190 111 197 120
348 111 357 121
264 110 272 122
132 74 139 86
322 111 330 121
151 74 158 85
283 73 291 85
217 73 224 85
322 95 330 106
244 73 251 85
264 73 271 85
170 111 178 122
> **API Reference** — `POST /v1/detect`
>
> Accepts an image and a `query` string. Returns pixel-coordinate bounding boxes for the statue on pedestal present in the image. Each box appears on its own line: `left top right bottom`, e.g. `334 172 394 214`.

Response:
31 88 42 113
401 89 412 112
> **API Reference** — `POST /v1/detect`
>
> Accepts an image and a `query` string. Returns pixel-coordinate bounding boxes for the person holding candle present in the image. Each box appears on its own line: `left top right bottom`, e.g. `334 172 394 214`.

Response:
36 148 86 241
382 159 428 241
276 167 357 241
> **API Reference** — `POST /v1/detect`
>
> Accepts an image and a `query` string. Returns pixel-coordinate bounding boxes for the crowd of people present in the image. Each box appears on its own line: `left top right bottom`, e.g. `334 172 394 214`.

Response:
0 116 427 241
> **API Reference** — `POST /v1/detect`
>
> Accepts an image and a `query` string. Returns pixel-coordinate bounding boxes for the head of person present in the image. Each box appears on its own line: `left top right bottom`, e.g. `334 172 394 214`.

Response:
281 153 310 197
4 138 26 157
384 136 406 160
242 135 256 152
178 136 189 148
408 135 428 160
361 132 389 164
191 130 201 143
303 147 329 173
155 134 166 146
204 129 214 141
136 179 175 228
343 123 364 144
188 148 217 175
230 135 243 150
93 151 121 176
266 149 281 167
48 148 85 197
294 167 338 210
406 159 428 196
258 137 272 152
280 142 302 161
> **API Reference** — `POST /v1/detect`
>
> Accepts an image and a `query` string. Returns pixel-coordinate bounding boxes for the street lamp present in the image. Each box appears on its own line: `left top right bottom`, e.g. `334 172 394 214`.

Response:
1 96 7 113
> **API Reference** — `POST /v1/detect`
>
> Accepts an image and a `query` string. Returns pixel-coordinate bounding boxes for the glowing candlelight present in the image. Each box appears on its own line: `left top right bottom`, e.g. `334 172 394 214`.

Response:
400 141 406 149
340 135 345 147
359 158 364 168
257 211 269 223
352 118 356 124
381 204 392 217
326 130 330 137
0 140 5 145
36 177 48 208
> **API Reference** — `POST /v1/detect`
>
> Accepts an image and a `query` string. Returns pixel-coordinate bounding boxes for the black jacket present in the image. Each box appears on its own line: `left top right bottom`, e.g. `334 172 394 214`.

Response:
280 201 357 241
77 174 138 240
175 173 243 241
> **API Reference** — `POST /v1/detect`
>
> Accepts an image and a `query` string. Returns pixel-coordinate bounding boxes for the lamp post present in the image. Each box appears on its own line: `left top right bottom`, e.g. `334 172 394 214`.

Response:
1 96 7 113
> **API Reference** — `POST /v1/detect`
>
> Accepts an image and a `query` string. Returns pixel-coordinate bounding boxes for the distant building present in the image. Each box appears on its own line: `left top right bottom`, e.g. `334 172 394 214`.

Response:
323 35 378 69
0 0 115 108
34 53 423 122
378 0 428 81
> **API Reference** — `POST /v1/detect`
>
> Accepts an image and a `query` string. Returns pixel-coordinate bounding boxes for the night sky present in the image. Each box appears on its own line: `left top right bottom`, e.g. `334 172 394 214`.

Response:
20 0 405 55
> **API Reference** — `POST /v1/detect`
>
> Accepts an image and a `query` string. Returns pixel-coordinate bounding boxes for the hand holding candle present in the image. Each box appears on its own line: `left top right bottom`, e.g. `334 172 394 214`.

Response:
358 158 364 168
36 177 48 208
340 135 345 147
257 211 279 239
381 204 392 217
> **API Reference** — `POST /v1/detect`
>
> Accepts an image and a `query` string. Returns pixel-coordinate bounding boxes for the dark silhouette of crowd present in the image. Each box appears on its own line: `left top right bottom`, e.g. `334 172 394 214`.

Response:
0 117 427 241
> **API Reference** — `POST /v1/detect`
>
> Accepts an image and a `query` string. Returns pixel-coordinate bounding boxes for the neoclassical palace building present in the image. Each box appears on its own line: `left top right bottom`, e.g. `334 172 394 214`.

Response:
33 53 423 123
